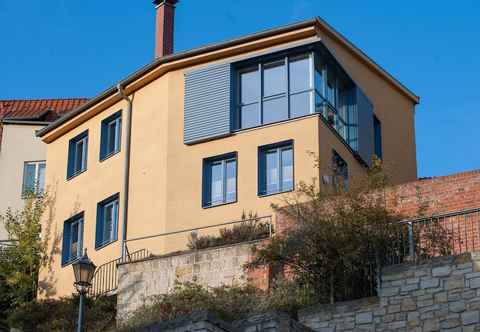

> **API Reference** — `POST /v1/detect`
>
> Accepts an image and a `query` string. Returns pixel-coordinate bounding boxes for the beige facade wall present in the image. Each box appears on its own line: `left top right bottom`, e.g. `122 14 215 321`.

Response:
39 28 417 298
0 123 46 240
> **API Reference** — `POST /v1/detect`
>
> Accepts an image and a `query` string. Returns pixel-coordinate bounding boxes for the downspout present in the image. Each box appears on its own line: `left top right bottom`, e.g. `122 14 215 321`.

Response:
117 83 133 260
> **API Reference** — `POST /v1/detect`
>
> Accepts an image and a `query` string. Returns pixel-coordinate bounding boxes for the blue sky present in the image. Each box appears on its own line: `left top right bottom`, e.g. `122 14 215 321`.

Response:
0 0 478 178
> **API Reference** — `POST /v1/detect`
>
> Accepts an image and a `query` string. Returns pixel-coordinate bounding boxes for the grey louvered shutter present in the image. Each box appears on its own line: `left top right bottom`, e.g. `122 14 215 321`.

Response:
356 87 374 167
184 63 233 144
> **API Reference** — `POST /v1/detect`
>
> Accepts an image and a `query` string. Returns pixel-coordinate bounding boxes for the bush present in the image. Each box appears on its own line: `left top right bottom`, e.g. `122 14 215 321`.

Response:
7 295 116 332
120 281 316 330
187 212 271 250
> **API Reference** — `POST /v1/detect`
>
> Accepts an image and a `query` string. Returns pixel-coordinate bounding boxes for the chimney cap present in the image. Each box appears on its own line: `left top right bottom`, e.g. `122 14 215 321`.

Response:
153 0 178 5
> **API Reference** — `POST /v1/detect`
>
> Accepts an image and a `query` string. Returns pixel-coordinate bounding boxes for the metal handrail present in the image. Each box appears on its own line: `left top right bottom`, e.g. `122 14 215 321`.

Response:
124 215 273 244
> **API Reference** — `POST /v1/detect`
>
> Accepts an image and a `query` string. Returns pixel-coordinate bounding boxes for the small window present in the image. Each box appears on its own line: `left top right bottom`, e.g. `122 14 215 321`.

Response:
67 131 88 179
22 161 46 196
95 194 119 249
100 111 122 160
374 115 383 159
258 141 294 196
61 213 84 266
332 150 348 191
202 153 237 208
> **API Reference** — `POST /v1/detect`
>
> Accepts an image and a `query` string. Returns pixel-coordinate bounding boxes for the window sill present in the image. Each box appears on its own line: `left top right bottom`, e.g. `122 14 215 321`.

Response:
61 256 81 268
95 239 117 251
202 199 237 209
67 168 87 181
258 188 294 198
99 149 121 163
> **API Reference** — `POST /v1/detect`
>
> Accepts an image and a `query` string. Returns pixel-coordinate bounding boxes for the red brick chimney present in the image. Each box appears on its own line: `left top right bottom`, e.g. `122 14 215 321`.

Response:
153 0 178 58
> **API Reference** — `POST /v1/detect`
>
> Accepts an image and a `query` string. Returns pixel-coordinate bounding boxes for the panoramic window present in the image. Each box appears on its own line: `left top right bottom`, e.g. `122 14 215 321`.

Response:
22 161 46 196
62 213 84 266
95 194 119 249
202 153 237 207
100 111 122 160
237 54 314 129
258 141 294 196
374 115 383 159
332 150 349 191
67 130 88 179
236 49 360 155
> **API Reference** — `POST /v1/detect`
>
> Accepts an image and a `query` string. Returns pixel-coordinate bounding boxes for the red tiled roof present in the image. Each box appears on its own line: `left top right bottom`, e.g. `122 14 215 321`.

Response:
0 98 88 121
0 98 88 149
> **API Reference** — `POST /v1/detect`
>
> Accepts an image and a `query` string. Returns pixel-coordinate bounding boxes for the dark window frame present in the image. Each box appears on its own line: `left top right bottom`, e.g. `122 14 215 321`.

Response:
100 111 122 161
373 115 383 159
67 130 89 180
95 193 120 250
332 150 349 191
61 212 84 267
202 152 238 208
258 140 294 197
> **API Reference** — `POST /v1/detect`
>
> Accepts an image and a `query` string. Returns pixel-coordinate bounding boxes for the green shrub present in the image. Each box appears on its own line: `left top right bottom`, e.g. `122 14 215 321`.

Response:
187 212 271 250
120 281 315 330
7 295 116 332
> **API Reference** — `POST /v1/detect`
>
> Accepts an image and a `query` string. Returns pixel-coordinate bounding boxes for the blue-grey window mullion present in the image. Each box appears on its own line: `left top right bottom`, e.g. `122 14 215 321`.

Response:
278 147 283 192
222 160 227 204
286 56 291 119
309 52 315 114
259 63 263 125
322 63 327 116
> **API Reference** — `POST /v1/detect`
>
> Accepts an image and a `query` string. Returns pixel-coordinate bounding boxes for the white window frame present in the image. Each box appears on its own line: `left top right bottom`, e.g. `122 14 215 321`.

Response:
22 160 46 196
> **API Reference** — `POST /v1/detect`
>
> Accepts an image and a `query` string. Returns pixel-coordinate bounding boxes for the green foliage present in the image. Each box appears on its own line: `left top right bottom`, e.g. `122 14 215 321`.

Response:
120 281 316 330
247 156 452 304
0 193 49 327
187 211 271 250
7 295 116 332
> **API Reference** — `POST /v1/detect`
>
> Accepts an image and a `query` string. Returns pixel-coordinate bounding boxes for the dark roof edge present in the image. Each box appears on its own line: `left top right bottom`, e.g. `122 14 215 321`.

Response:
36 19 317 138
1 119 51 126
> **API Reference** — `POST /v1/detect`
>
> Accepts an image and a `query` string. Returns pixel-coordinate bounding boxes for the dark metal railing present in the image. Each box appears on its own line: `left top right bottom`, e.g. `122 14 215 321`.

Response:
385 208 480 266
90 248 149 297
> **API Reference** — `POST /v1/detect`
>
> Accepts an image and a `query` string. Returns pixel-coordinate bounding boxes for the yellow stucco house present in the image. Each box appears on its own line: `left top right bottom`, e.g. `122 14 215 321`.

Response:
37 3 418 298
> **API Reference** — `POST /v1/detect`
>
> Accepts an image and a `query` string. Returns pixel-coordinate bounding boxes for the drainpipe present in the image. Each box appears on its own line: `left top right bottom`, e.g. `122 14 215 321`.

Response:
117 83 133 260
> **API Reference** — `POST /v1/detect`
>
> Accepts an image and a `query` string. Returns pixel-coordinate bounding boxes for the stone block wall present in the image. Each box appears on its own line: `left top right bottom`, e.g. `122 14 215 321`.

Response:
117 241 269 319
298 252 480 331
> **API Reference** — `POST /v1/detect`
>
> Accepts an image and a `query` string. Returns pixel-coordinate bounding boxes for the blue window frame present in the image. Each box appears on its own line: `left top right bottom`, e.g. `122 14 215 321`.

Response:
258 141 294 196
67 130 88 179
236 53 314 130
100 111 122 161
61 212 84 266
374 115 382 159
95 193 119 249
202 153 237 208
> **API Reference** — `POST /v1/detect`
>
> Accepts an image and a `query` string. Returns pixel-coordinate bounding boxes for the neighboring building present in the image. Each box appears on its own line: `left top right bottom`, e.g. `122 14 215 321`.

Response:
0 98 87 241
37 1 419 298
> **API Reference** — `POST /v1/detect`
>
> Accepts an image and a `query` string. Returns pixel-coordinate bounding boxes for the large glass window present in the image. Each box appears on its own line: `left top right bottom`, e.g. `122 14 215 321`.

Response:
96 194 119 249
22 161 46 196
67 131 88 179
259 141 294 196
100 111 122 160
237 54 314 129
61 213 84 266
203 153 237 207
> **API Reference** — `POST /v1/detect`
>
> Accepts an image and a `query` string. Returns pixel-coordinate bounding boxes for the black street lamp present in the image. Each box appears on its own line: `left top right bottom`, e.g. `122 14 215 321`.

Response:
72 249 96 332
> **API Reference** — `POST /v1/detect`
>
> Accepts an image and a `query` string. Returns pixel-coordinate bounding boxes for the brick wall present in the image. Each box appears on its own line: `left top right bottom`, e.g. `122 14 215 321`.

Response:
277 170 480 253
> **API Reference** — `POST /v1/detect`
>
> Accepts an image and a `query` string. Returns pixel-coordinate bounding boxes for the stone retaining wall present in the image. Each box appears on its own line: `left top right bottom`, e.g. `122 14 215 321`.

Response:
117 241 268 319
299 252 480 331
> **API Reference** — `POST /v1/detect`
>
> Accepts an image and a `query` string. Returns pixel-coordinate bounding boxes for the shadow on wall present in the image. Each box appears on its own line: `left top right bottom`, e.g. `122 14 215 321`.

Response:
37 183 87 298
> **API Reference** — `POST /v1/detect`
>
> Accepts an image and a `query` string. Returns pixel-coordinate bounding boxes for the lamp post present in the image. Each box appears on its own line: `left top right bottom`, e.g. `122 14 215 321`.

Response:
72 249 96 332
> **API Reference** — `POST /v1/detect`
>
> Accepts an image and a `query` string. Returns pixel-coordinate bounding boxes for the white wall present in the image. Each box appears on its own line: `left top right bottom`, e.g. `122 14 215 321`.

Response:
0 123 46 240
